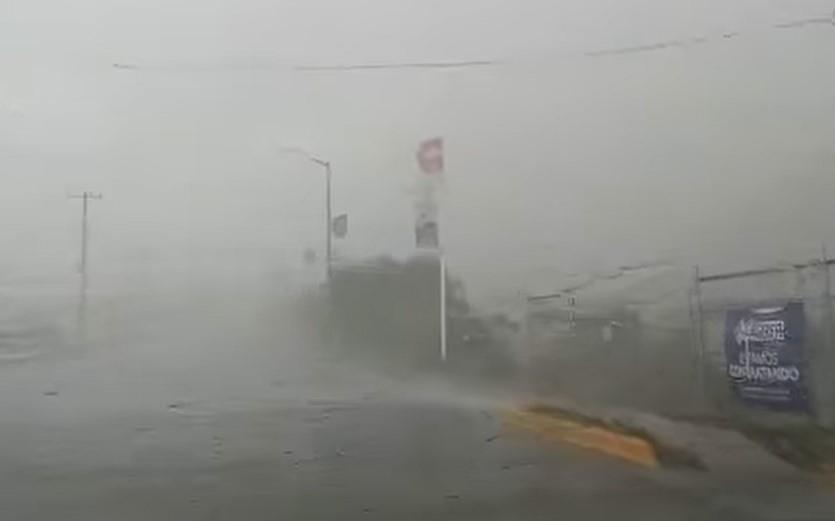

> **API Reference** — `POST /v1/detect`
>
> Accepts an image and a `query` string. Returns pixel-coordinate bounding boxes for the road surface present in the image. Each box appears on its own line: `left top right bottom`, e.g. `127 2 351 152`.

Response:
4 371 835 519
1 293 834 520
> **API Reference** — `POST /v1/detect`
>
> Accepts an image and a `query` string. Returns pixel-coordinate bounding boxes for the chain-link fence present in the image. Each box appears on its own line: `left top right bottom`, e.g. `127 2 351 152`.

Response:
522 265 696 414
522 258 835 427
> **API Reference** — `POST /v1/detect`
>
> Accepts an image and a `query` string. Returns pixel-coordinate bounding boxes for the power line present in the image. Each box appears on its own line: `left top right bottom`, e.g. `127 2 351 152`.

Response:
771 16 833 29
585 14 832 58
111 11 833 74
111 59 501 73
585 36 713 57
293 60 500 72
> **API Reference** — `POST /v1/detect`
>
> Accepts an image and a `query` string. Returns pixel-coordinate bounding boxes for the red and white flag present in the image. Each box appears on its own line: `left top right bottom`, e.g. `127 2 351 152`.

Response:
416 137 444 175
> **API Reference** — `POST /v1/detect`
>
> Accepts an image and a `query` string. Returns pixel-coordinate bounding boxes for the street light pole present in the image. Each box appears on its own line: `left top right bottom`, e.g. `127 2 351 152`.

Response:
307 156 333 284
280 146 333 284
325 161 332 283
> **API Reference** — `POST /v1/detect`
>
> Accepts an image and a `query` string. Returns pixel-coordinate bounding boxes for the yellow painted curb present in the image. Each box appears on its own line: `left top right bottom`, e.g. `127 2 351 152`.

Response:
501 408 658 468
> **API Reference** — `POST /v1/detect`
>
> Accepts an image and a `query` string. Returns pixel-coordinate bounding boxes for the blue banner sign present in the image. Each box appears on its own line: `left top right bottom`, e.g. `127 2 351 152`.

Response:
724 301 809 411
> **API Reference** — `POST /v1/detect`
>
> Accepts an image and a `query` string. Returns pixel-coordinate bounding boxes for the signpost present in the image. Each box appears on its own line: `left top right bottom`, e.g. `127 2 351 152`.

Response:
415 137 446 361
332 214 348 239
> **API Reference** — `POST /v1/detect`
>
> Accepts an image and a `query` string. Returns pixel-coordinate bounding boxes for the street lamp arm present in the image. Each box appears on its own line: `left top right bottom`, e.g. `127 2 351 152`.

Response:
310 157 330 168
278 145 329 167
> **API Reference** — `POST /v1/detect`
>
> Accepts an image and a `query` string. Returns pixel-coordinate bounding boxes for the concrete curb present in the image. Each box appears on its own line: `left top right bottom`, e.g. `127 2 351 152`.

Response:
502 399 799 476
501 407 658 467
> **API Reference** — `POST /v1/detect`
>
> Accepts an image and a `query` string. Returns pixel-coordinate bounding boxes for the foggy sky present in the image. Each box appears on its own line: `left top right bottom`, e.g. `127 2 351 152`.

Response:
3 0 834 304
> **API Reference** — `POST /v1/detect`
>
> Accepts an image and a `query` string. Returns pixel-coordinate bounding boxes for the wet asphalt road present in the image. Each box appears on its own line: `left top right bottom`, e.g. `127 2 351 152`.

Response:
1 394 697 521
4 377 835 520
1 294 834 521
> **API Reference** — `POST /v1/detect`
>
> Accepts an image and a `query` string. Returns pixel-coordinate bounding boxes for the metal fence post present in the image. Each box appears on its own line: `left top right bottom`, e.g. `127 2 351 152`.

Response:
691 265 707 411
819 246 835 426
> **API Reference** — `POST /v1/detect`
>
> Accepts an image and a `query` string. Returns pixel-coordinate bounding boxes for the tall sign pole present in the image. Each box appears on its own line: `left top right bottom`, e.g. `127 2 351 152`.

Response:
440 252 447 361
416 137 446 362
69 191 102 338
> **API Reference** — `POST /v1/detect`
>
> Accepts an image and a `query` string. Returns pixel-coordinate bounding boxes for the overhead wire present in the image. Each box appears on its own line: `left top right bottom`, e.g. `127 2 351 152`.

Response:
111 10 834 74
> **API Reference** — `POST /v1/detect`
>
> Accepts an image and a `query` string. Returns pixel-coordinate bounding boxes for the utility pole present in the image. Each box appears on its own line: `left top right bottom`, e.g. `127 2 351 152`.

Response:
69 191 102 337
